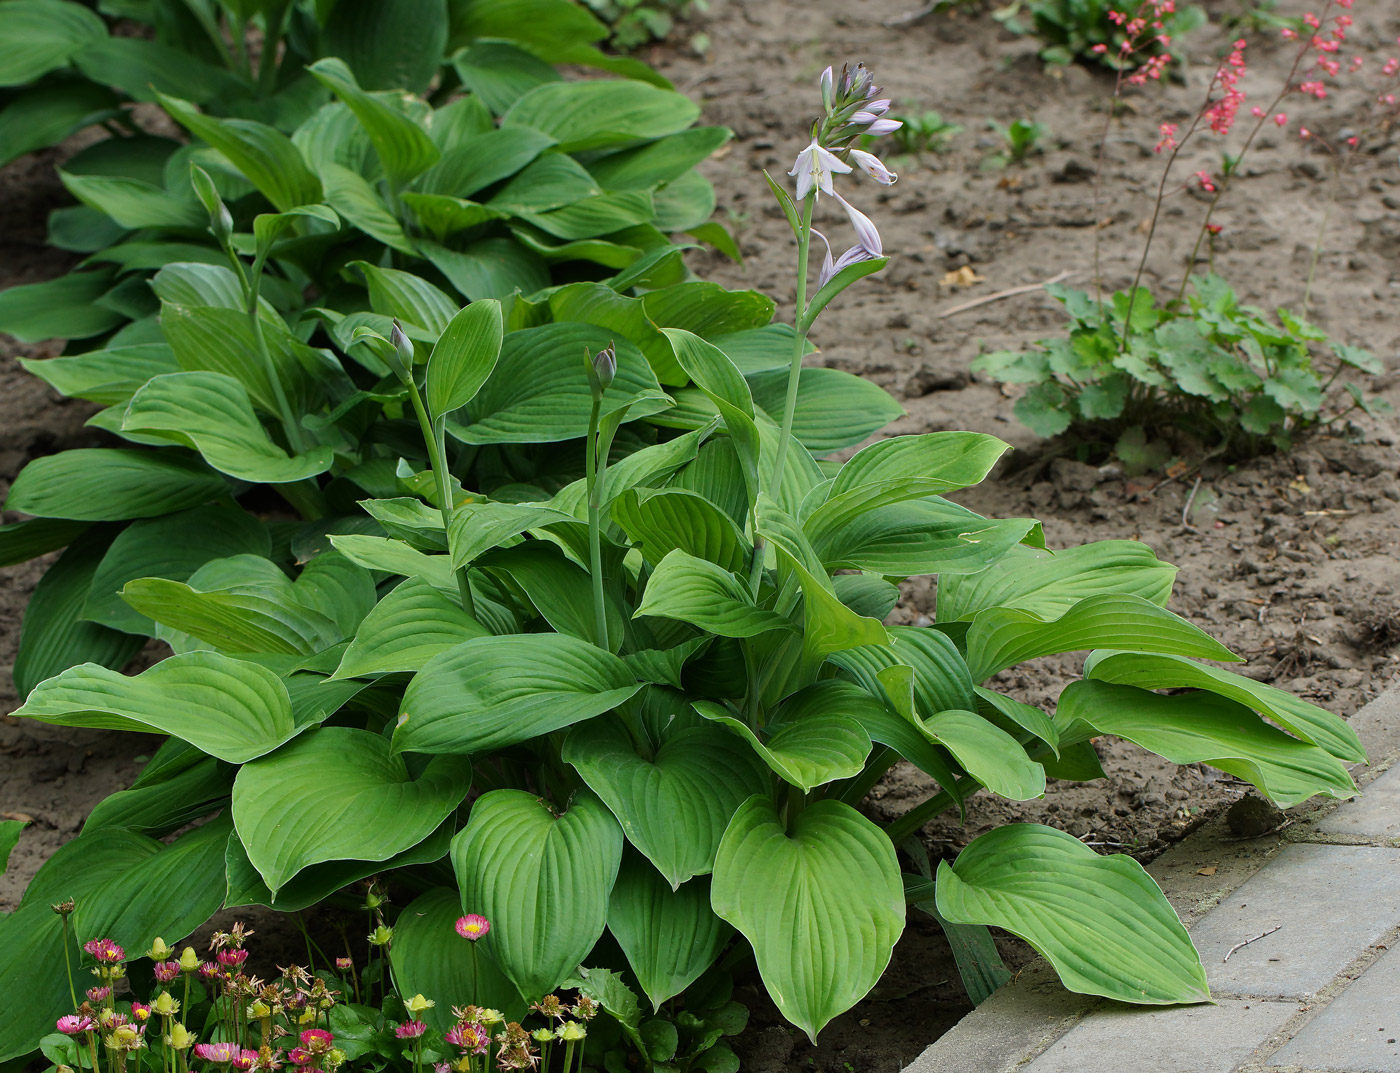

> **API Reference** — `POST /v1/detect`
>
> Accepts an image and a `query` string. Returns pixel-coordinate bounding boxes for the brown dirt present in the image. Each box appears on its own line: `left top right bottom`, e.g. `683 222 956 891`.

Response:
3 1 1400 1068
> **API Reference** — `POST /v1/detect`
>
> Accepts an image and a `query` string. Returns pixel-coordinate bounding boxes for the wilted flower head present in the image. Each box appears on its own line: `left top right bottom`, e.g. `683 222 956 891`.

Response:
83 939 125 964
394 1021 427 1040
571 995 598 1022
52 899 75 918
530 995 564 1021
299 1029 334 1055
455 914 490 941
105 1024 146 1053
57 1015 96 1035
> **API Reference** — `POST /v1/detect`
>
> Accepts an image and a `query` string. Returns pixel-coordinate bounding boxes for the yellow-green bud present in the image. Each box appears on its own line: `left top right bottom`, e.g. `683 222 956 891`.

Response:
477 1008 503 1026
367 924 393 946
151 993 179 1017
147 938 174 961
165 1024 195 1051
178 947 199 972
404 994 435 1015
556 1021 586 1042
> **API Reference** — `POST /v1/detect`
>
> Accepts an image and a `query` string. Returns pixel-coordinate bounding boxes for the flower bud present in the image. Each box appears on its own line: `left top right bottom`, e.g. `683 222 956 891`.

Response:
179 947 200 973
404 994 435 1015
147 937 174 961
388 320 415 384
587 345 616 396
819 66 834 112
152 993 179 1017
367 924 393 947
166 1024 196 1051
555 1021 586 1042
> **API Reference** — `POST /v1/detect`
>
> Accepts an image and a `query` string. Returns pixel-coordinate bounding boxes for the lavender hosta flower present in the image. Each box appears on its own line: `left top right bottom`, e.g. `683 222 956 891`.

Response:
849 149 897 185
57 1015 96 1035
820 245 878 288
832 191 883 256
455 914 490 941
789 138 852 201
861 117 903 137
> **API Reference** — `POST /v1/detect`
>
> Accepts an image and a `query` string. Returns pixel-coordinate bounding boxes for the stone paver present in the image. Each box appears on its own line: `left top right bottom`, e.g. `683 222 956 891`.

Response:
1315 765 1400 842
1268 946 1400 1072
1186 843 1400 998
1021 1000 1298 1073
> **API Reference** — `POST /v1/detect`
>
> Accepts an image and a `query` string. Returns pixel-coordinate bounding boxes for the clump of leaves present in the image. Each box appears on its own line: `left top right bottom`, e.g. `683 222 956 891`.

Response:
995 0 1205 69
581 0 710 52
972 275 1388 470
983 118 1047 168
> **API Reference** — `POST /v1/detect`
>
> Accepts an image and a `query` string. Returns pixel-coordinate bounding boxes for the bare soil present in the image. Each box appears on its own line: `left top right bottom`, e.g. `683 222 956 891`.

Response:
4 1 1400 1068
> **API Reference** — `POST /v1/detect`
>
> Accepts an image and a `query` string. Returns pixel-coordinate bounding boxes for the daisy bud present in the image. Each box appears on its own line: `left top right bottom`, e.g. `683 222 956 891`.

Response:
147 938 174 962
152 993 179 1017
165 1024 196 1051
555 1022 586 1042
404 994 436 1015
87 986 112 1004
179 947 200 973
849 149 897 185
335 957 353 972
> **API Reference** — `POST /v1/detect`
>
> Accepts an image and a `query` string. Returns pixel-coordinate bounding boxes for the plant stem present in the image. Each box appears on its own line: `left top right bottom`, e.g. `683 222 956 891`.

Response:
883 778 978 846
769 195 816 508
585 396 609 650
256 0 291 98
406 378 476 616
60 914 77 1009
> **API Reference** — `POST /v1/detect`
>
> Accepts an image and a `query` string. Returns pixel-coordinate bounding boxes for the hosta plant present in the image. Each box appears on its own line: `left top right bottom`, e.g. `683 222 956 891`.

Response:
0 61 1365 1067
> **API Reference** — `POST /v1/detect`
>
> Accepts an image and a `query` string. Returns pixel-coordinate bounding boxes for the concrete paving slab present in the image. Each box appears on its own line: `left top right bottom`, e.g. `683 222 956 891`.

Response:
1314 764 1400 842
1185 843 1400 998
1020 999 1298 1073
1268 945 1400 1072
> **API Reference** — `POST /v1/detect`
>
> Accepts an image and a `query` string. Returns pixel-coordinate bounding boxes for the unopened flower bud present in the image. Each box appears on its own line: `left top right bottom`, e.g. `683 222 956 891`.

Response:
147 937 174 961
152 993 179 1017
367 924 393 947
404 994 435 1015
819 66 834 112
555 1021 586 1042
388 320 415 384
589 345 616 395
166 1024 196 1051
179 947 200 973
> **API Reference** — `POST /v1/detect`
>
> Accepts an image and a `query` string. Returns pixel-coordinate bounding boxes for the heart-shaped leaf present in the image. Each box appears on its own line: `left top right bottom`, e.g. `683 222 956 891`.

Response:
427 299 504 417
608 852 732 1011
14 650 295 763
634 549 790 638
694 691 871 793
451 789 623 1000
395 634 642 755
935 824 1209 1004
612 488 749 574
712 796 904 1042
331 577 489 679
233 727 472 892
563 716 769 887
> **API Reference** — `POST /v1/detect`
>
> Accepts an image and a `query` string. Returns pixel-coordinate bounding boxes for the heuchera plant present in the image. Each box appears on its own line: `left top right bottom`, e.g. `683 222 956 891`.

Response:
0 61 1364 1067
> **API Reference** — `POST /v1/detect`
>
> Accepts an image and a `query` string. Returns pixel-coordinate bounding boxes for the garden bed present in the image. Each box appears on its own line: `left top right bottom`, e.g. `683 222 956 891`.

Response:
3 0 1400 1069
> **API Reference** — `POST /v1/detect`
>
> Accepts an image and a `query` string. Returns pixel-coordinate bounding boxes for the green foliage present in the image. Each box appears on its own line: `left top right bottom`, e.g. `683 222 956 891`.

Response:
971 275 1388 467
983 117 1048 168
872 108 962 156
580 0 708 53
996 0 1206 68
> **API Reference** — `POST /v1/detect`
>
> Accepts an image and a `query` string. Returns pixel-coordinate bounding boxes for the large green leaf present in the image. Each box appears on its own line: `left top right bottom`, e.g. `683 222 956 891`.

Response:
938 541 1178 622
12 528 145 696
58 170 203 229
0 517 87 567
922 710 1045 801
588 127 732 191
320 0 447 94
0 269 124 341
477 541 625 649
446 501 577 569
828 432 1012 498
451 788 623 999
0 80 118 167
355 262 458 333
608 854 732 1011
331 576 489 679
695 690 872 793
72 36 244 103
448 0 606 50
394 633 642 754
14 650 294 762
748 368 904 454
5 448 224 521
563 716 769 888
321 161 414 253
712 796 904 1042
417 127 556 197
1059 680 1355 807
84 504 271 634
1083 650 1366 764
84 755 231 835
19 343 178 405
0 0 105 86
612 488 748 574
426 298 504 416
233 727 472 892
935 824 1209 1004
504 80 700 153
308 58 440 188
122 372 334 483
455 323 663 444
964 594 1240 683
389 888 526 1029
635 549 790 638
160 94 321 211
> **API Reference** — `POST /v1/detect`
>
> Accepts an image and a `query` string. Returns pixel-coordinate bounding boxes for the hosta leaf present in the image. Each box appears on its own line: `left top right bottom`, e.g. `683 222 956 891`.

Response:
446 502 577 568
695 692 871 792
421 237 549 302
503 80 700 153
0 80 119 167
1059 680 1355 807
829 432 1011 499
321 161 414 253
748 367 904 455
6 448 224 520
774 546 889 667
320 0 447 94
84 504 270 634
634 549 791 638
354 262 458 334
451 789 624 1000
122 372 334 483
427 298 504 416
394 634 642 755
0 0 105 86
160 94 321 211
13 650 295 763
964 594 1239 683
1083 651 1365 764
0 517 88 568
389 888 526 1029
309 58 439 187
563 716 769 888
936 824 1209 1004
416 128 556 197
72 36 244 103
938 540 1177 623
83 756 231 835
478 541 626 649
612 488 748 574
486 152 601 214
331 576 489 679
19 343 178 405
588 127 732 191
58 170 204 229
0 269 124 342
233 727 472 892
712 796 904 1043
922 710 1045 801
453 41 559 114
608 854 732 1011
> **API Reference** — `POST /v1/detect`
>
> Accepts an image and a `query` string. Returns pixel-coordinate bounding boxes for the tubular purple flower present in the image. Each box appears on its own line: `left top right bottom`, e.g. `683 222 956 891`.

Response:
788 138 851 201
861 117 903 137
862 99 892 116
849 149 897 185
832 191 883 256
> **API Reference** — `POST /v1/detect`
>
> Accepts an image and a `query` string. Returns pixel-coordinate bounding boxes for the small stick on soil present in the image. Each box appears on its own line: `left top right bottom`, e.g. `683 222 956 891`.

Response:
1180 475 1203 532
1223 924 1282 962
936 270 1078 319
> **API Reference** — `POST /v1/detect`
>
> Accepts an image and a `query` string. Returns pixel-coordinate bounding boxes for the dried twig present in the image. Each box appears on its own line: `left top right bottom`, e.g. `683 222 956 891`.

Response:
1223 924 1281 962
936 270 1077 319
1180 475 1203 532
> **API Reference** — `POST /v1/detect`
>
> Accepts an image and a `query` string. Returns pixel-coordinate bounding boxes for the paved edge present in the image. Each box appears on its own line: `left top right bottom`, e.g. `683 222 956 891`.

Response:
901 679 1400 1073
